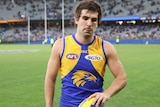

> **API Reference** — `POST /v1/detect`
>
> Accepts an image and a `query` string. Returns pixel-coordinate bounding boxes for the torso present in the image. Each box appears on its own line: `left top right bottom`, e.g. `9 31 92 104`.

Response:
59 34 107 106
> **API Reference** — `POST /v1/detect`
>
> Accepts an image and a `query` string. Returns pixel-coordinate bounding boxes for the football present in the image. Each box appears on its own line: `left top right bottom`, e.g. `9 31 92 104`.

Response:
78 97 97 107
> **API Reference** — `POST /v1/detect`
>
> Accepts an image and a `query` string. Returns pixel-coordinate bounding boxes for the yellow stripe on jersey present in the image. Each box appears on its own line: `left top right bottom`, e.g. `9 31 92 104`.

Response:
60 35 81 78
88 36 106 77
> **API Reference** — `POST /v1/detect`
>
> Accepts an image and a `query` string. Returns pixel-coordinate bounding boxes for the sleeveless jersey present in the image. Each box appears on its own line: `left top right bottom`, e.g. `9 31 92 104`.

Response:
59 34 106 107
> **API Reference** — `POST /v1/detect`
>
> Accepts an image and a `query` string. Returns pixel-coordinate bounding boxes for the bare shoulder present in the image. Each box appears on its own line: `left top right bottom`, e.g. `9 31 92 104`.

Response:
53 38 63 48
103 40 114 48
51 38 63 56
103 41 117 57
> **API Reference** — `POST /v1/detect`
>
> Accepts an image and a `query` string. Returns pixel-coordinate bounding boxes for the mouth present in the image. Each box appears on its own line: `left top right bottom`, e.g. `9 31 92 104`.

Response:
84 28 92 33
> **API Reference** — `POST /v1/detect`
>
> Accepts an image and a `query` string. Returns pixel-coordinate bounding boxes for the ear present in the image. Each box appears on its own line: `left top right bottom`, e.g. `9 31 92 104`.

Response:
74 17 78 24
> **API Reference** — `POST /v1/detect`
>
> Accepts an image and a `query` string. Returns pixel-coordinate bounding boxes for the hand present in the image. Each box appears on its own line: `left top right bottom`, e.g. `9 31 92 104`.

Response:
87 92 111 107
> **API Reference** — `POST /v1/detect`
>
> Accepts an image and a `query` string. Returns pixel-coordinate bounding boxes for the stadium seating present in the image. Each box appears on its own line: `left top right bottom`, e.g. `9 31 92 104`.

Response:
0 0 160 20
0 0 160 43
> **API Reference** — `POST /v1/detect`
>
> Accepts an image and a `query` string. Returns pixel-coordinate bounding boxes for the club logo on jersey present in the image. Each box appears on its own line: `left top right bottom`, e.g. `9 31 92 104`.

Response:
72 70 97 87
85 54 102 61
66 53 78 60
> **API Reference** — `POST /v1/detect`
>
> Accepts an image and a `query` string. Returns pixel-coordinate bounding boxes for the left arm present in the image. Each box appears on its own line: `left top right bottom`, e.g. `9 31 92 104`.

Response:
88 41 127 106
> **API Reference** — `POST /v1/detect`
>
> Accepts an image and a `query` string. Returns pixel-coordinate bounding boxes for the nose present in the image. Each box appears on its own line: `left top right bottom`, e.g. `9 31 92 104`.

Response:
87 19 93 27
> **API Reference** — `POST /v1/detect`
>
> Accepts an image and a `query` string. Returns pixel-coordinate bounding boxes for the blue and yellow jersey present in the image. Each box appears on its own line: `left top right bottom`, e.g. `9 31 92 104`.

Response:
59 35 107 107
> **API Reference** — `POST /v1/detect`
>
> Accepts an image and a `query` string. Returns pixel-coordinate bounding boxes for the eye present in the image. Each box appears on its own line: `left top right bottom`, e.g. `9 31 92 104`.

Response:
91 18 97 22
82 16 89 20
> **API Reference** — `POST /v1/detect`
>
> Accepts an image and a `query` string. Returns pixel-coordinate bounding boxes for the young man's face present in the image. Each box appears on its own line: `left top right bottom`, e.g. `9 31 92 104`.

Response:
75 9 98 38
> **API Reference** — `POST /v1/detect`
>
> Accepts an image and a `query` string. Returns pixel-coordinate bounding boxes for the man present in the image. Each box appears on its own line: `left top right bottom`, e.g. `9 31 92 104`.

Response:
44 0 127 107
50 38 54 47
116 35 120 44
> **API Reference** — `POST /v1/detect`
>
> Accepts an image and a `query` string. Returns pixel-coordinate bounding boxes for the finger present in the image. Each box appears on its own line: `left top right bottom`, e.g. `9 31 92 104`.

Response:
87 93 96 100
95 97 103 107
91 95 100 106
101 99 106 106
91 96 98 105
100 96 109 106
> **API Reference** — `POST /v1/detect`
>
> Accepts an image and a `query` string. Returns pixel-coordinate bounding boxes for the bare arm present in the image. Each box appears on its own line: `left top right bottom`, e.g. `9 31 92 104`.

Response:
88 41 127 106
103 41 127 96
44 39 63 107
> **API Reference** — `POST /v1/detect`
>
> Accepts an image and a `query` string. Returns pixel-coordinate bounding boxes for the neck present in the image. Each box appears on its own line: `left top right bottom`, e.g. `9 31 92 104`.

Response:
75 34 94 45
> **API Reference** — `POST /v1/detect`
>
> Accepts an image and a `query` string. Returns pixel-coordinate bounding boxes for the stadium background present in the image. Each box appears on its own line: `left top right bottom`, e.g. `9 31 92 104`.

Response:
0 0 160 107
0 0 160 44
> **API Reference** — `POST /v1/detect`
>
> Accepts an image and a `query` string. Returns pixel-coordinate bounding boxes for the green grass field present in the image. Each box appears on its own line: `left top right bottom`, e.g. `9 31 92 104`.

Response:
0 44 160 107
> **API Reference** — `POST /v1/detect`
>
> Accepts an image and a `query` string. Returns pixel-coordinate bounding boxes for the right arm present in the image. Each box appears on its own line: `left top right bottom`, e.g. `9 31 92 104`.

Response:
44 39 63 107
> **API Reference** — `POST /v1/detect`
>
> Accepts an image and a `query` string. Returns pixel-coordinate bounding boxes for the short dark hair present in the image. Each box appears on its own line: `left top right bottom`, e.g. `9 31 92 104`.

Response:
73 0 103 24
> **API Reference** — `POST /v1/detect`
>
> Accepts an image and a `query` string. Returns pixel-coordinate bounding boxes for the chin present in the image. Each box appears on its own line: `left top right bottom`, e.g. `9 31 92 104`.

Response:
84 34 92 39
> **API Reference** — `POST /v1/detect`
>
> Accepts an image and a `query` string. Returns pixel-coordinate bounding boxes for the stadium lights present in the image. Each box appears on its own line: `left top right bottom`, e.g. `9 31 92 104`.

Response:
116 21 123 25
140 16 158 23
152 20 156 23
20 14 26 19
116 20 136 25
157 16 160 22
126 20 136 24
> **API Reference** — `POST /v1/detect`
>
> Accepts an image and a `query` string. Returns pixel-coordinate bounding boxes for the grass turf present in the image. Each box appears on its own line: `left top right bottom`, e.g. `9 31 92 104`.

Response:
0 44 160 107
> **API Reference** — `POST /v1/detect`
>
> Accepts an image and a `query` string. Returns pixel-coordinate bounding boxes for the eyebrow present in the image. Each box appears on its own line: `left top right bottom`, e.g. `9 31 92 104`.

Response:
82 16 98 22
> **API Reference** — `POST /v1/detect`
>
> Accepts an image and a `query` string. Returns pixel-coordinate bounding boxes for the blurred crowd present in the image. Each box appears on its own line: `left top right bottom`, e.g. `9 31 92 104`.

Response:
97 22 160 40
0 21 160 43
0 0 160 43
0 0 160 20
